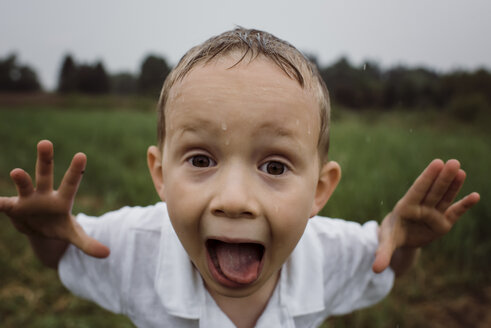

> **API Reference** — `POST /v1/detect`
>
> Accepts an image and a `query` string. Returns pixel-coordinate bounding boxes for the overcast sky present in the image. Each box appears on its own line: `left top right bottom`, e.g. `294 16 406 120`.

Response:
1 0 490 90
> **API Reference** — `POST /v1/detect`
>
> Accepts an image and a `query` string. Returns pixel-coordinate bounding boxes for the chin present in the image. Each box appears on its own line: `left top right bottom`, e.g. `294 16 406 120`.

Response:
204 275 264 298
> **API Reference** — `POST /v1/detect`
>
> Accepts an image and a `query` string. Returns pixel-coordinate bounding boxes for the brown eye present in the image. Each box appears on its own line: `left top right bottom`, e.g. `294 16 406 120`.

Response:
260 161 287 175
189 155 215 167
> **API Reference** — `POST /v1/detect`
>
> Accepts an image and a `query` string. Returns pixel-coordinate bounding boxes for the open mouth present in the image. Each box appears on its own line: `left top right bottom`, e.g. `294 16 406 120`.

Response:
206 239 265 287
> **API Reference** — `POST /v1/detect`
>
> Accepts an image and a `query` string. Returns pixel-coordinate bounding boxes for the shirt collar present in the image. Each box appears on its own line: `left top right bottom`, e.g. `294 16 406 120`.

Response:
279 225 325 316
154 211 325 321
154 207 204 319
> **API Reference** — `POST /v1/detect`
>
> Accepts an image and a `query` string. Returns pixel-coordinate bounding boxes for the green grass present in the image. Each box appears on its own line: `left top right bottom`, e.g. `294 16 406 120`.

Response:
325 109 490 273
322 109 491 327
0 103 490 327
0 107 160 212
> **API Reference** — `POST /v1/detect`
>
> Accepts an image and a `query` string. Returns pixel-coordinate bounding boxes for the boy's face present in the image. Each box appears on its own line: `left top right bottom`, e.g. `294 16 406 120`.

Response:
148 55 339 298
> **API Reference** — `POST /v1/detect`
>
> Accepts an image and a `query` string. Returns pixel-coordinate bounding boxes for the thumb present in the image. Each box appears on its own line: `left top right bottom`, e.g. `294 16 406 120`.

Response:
0 196 15 214
70 221 111 258
372 227 396 274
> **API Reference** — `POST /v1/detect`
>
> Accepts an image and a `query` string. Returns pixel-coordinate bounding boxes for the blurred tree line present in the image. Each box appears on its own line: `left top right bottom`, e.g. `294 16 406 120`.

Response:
0 54 41 92
57 54 170 97
1 52 490 118
317 57 491 119
0 53 170 98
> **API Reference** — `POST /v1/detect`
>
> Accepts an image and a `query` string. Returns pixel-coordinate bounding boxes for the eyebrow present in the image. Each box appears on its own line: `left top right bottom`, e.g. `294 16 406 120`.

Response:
175 118 217 135
176 119 297 139
255 121 297 138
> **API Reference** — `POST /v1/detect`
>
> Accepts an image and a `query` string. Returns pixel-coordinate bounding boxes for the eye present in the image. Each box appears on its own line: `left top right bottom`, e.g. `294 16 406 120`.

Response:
259 161 288 176
188 155 216 168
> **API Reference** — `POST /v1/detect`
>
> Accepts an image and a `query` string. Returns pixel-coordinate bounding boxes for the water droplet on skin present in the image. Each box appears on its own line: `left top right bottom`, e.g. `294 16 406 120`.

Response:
274 205 279 213
221 122 228 131
307 127 311 135
225 139 230 146
296 119 300 126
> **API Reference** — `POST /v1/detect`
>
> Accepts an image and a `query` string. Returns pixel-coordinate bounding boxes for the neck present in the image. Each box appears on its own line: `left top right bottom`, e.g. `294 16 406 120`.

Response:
207 271 280 328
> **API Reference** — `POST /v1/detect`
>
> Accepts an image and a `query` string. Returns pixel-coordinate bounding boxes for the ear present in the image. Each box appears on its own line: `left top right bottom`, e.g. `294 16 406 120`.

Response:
310 161 341 217
147 146 165 201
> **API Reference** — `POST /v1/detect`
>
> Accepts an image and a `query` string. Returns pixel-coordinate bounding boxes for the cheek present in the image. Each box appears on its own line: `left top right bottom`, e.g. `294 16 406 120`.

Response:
267 179 316 247
164 176 205 252
269 195 312 252
166 197 202 237
273 208 309 241
164 170 198 218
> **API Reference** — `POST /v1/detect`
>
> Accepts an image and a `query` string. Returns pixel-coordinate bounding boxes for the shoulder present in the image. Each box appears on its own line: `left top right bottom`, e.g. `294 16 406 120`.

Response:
76 202 169 234
59 202 171 313
293 217 394 316
297 216 381 280
72 202 171 261
304 216 379 248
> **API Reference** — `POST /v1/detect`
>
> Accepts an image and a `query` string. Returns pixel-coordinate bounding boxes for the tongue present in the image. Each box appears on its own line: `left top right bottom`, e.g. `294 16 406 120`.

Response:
215 242 262 284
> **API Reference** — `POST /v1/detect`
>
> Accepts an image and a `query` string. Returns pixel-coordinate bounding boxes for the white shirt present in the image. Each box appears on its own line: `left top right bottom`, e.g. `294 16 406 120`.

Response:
59 203 394 328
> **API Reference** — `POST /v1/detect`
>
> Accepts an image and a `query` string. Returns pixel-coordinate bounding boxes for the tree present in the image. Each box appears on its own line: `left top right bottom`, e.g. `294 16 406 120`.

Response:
75 62 110 94
92 62 110 94
441 69 491 105
111 72 137 94
382 67 441 108
138 55 170 96
321 57 383 109
56 55 110 94
0 54 41 92
58 54 77 93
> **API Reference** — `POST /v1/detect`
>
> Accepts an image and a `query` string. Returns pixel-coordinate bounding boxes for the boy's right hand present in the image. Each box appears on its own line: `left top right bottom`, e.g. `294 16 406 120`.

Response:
0 140 110 259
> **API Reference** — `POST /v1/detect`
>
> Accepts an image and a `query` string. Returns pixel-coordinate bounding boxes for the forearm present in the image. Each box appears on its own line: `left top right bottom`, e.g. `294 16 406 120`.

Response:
28 235 69 270
390 246 420 277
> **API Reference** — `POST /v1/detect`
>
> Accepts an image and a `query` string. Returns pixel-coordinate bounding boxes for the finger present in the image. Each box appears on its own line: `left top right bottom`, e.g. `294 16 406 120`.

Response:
418 206 452 235
70 225 111 259
372 223 397 273
10 168 35 197
58 153 87 200
0 196 16 214
35 140 54 192
422 159 460 207
436 169 466 212
403 159 444 205
79 236 111 259
445 192 480 224
372 239 396 273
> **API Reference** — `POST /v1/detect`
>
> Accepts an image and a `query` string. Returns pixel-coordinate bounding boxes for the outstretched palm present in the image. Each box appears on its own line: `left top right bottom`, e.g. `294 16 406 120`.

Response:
0 140 109 259
373 159 480 273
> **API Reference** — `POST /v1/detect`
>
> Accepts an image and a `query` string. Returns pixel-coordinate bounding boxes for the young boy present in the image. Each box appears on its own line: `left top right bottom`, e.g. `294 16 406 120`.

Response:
0 28 480 327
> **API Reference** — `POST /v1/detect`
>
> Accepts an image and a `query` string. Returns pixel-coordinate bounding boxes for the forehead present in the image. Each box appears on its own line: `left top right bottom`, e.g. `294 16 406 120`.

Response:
166 55 319 127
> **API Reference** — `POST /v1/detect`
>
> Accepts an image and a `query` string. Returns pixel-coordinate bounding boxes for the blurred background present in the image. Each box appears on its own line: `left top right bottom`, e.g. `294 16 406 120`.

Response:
1 1 490 327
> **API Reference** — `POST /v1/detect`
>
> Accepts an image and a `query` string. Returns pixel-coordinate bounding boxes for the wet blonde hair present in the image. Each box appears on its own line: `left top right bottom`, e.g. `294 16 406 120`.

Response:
157 27 331 162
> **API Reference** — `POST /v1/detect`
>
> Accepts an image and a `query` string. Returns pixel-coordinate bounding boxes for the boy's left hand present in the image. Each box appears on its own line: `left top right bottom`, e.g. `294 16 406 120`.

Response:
372 159 480 274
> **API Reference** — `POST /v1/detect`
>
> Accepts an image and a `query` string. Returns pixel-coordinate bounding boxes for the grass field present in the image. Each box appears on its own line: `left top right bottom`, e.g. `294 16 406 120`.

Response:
0 98 490 327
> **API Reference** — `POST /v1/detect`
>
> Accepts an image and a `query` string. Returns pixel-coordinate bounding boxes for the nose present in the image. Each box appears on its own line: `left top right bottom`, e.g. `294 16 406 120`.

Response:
210 163 259 219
